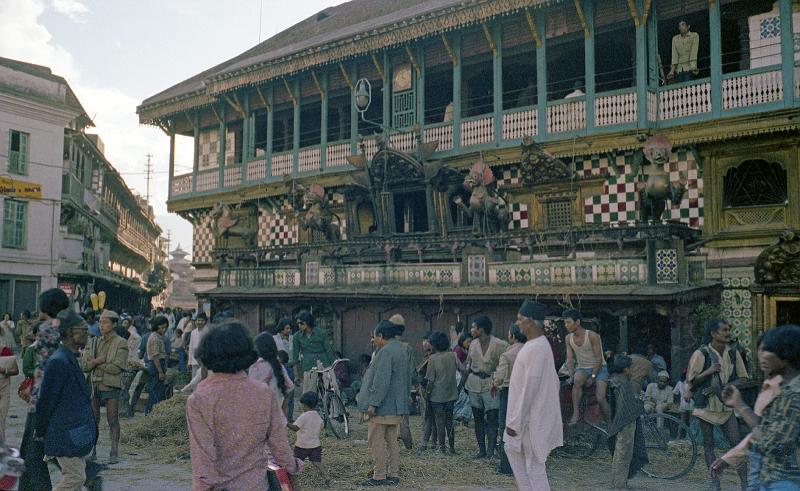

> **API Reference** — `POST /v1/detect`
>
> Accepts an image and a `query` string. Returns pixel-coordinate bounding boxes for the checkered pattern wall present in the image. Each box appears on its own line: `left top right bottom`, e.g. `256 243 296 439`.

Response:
509 203 529 230
199 129 236 169
583 149 703 228
192 212 214 264
497 166 521 189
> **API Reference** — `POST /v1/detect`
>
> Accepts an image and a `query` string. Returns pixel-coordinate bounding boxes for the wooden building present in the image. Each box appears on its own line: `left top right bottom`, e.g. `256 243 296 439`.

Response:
138 0 800 376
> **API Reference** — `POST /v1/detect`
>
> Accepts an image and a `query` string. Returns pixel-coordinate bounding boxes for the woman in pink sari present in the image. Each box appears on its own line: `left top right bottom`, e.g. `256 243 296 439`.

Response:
187 321 303 491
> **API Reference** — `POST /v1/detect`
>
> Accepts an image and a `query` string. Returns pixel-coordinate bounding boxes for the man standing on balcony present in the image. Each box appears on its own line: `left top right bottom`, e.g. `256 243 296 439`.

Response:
668 20 700 83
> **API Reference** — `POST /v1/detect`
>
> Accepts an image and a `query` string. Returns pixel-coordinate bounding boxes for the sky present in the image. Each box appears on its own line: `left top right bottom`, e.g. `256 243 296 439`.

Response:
0 0 344 258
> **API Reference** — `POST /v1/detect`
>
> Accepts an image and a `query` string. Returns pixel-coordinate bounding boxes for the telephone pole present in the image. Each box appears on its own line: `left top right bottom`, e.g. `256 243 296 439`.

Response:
145 153 154 202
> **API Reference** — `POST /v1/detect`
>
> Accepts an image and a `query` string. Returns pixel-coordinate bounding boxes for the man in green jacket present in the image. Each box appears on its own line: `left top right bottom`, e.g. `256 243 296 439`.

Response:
290 310 335 394
388 313 417 450
357 320 411 487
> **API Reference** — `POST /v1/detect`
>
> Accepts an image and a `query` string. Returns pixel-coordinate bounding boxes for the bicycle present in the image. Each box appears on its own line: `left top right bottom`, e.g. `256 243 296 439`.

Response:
310 358 350 439
558 378 697 480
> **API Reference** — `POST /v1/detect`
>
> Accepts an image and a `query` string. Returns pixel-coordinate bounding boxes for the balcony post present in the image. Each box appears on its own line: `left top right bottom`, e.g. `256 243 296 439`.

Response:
191 112 199 193
217 103 226 190
417 45 426 140
493 22 503 143
292 78 300 175
266 84 274 177
168 130 175 200
584 0 595 132
320 71 328 171
536 14 547 138
350 62 358 156
779 0 795 108
452 33 462 151
241 92 250 182
383 51 391 131
709 0 722 118
637 0 649 127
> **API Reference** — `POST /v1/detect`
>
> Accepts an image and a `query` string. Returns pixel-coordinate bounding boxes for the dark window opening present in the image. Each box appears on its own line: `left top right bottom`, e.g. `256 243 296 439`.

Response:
299 102 321 148
272 108 293 153
462 58 494 117
721 0 781 74
424 66 453 123
546 37 585 100
502 49 537 110
656 4 710 83
546 200 573 228
723 159 787 207
253 109 268 158
10 131 21 151
358 81 383 136
394 190 429 233
327 93 351 142
595 26 636 92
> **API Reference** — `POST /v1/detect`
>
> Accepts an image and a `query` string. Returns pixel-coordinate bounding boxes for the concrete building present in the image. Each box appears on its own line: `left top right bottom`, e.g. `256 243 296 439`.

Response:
0 57 91 316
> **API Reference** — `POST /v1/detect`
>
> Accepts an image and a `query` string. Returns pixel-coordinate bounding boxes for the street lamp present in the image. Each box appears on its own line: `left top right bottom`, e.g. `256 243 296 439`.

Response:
355 78 371 115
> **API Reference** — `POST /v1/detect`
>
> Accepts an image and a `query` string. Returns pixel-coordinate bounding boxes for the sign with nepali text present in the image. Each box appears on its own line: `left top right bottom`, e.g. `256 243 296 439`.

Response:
0 176 42 199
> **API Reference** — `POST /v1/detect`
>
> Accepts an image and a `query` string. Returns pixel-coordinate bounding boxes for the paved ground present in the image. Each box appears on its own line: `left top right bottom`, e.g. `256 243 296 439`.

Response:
5 370 746 490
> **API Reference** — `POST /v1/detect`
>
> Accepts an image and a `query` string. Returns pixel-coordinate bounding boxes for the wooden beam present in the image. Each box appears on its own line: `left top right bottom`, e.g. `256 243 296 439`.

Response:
211 105 222 123
255 86 271 112
405 45 421 78
574 0 592 36
223 94 245 116
310 70 325 100
183 111 196 131
641 0 652 25
441 34 458 66
371 52 385 83
338 62 354 90
482 22 498 57
282 78 297 107
524 9 542 48
625 0 641 28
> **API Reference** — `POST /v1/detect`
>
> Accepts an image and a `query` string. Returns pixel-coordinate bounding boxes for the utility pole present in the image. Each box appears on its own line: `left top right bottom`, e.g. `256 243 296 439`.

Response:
145 153 154 202
166 230 172 254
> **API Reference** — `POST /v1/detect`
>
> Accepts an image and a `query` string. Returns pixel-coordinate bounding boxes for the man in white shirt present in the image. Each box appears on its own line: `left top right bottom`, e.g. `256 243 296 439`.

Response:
504 299 563 491
182 312 209 394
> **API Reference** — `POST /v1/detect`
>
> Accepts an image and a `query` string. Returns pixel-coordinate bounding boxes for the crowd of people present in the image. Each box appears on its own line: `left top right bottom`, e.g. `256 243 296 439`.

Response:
0 290 797 491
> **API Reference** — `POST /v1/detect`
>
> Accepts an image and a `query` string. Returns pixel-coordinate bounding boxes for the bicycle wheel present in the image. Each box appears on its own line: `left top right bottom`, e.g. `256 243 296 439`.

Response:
641 413 697 480
560 422 605 458
323 392 349 439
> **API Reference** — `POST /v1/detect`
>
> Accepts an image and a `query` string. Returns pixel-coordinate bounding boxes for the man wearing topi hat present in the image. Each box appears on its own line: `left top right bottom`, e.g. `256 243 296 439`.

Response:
504 299 562 491
80 309 128 464
387 313 418 450
644 370 674 416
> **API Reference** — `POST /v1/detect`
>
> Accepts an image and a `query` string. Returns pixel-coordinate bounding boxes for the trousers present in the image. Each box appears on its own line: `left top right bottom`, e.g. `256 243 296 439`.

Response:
611 421 636 488
53 456 85 491
367 415 401 480
505 440 550 491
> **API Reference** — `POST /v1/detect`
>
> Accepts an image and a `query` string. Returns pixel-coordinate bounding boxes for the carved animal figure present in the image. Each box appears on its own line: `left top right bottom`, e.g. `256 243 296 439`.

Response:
755 229 800 284
210 202 257 247
454 161 511 236
635 134 686 222
296 183 341 242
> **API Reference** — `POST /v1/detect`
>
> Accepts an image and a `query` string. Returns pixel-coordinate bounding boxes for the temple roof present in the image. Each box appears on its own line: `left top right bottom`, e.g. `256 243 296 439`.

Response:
138 0 553 121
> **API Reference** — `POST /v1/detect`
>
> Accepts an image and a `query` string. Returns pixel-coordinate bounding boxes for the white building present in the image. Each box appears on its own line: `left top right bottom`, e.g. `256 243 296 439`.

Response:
0 57 90 316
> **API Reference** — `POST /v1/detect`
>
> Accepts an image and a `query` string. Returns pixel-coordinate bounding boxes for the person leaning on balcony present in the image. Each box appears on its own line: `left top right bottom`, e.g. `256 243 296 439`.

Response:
668 20 700 83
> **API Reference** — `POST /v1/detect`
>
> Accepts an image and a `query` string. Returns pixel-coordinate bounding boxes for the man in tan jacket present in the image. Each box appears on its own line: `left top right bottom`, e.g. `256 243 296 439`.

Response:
81 309 128 463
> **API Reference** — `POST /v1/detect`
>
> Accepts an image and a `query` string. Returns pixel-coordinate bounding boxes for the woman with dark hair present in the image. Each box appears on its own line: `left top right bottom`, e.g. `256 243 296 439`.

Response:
425 331 459 455
273 317 294 362
187 321 303 490
687 318 749 490
250 332 294 418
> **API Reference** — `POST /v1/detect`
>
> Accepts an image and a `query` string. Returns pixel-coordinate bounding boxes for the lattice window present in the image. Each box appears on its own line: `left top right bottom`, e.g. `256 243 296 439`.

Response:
547 200 573 228
392 90 416 129
723 160 787 207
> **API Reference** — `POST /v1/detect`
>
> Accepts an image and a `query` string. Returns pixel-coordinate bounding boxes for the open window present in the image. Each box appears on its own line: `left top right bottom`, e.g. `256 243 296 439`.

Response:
327 92 351 142
251 109 268 158
271 107 293 153
502 19 537 110
424 41 454 123
299 101 321 148
461 30 494 117
545 7 585 101
393 189 429 233
225 120 243 166
721 0 783 73
656 0 710 83
595 0 636 92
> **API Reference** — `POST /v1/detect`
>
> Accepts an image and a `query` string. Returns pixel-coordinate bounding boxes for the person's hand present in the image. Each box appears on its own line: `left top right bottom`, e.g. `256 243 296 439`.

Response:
367 405 377 417
585 376 595 388
709 363 721 374
721 384 743 409
158 372 165 381
566 376 574 387
489 386 497 397
505 427 517 437
709 458 729 478
92 357 105 366
667 70 675 80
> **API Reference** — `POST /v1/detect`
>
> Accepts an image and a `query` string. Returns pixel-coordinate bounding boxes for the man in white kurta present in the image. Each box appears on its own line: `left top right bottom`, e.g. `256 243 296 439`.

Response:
504 299 563 491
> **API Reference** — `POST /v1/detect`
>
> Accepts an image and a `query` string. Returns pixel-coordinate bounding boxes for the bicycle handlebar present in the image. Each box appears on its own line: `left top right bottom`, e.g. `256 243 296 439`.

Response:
310 358 350 374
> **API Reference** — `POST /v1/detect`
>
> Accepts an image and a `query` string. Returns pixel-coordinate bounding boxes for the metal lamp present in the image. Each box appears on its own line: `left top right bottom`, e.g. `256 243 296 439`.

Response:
354 78 371 114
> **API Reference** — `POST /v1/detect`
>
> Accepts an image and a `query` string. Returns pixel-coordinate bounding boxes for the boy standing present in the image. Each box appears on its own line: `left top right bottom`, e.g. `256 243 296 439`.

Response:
288 392 331 487
607 354 648 490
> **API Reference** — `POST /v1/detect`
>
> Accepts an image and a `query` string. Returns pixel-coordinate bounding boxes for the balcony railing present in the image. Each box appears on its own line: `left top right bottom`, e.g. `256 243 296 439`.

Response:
595 90 637 127
547 98 586 133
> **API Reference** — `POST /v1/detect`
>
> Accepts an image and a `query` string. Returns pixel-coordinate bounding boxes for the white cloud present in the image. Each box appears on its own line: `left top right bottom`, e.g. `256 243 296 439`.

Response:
51 0 89 23
0 0 191 254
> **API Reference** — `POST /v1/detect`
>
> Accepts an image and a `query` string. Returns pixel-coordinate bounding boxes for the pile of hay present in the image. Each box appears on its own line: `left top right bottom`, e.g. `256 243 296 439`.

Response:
121 395 190 459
